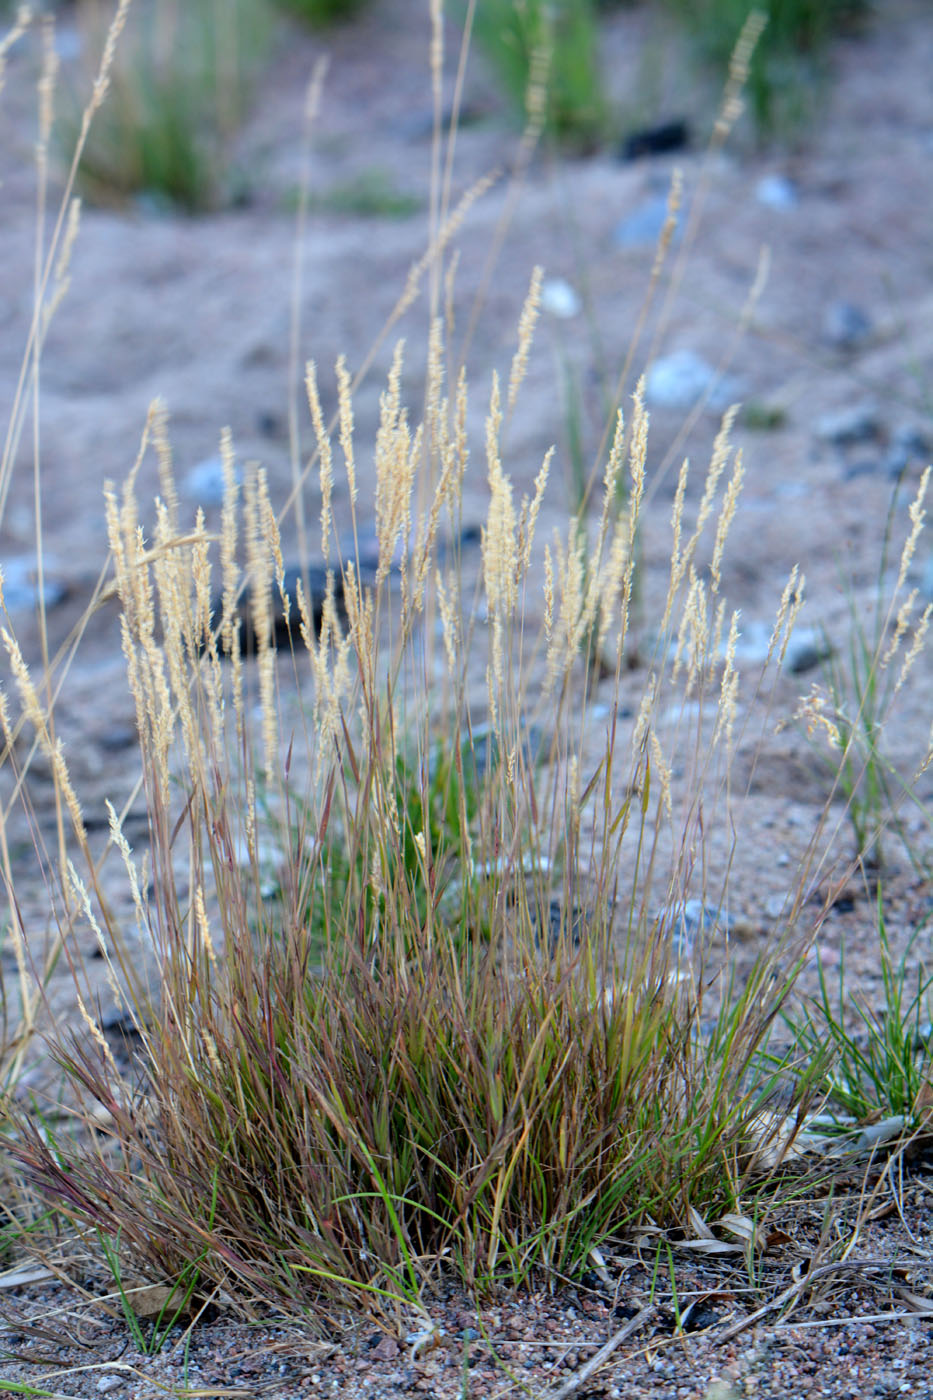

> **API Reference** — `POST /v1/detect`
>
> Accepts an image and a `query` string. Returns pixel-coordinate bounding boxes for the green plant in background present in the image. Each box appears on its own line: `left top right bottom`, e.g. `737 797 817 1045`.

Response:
274 0 370 24
60 0 274 212
310 169 422 219
664 0 871 137
470 0 609 147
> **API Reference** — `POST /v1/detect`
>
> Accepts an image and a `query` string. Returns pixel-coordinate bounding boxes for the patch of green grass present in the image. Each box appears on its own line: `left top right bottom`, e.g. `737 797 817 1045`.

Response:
97 1228 209 1356
468 0 609 148
59 0 274 212
790 898 933 1133
740 399 787 431
273 0 370 24
301 169 422 219
664 0 872 139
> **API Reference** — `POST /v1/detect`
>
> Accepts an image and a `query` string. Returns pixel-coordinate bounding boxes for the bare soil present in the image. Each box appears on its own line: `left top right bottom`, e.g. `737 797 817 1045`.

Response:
2 0 933 1394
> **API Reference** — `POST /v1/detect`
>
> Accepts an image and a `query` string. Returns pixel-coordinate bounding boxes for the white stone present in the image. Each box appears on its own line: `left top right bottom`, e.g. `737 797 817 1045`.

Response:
645 349 740 412
540 277 581 319
755 174 798 209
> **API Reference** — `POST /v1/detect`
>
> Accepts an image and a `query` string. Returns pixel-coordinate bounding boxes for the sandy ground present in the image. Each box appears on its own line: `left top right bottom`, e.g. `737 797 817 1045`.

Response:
1 0 933 1393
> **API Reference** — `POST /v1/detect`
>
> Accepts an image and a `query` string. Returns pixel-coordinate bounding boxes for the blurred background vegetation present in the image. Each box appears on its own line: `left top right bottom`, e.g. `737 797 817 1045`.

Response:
38 0 874 213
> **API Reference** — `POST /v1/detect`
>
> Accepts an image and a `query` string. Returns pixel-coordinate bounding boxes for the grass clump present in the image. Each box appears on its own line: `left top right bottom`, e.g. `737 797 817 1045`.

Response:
4 333 816 1317
469 0 609 148
274 0 371 24
0 0 922 1351
790 901 933 1137
306 169 422 219
60 0 274 212
665 0 872 138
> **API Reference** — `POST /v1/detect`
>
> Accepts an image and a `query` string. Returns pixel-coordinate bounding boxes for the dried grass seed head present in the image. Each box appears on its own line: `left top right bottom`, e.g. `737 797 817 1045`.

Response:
507 265 543 417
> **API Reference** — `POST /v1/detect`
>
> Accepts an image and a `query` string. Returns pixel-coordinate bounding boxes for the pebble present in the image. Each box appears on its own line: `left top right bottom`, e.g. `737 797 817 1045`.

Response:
814 403 880 446
463 720 543 782
662 899 732 956
785 627 833 675
96 723 139 753
183 454 241 506
822 300 873 351
541 278 581 319
0 555 67 613
644 349 740 412
613 194 682 248
537 898 587 950
96 1378 126 1394
885 423 931 477
621 118 690 161
843 457 883 481
730 620 830 674
756 174 798 209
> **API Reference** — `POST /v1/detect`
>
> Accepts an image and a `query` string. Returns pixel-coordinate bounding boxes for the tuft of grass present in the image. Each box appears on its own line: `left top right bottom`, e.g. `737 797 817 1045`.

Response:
740 399 786 431
468 0 609 148
274 0 371 25
798 470 932 871
789 896 933 1134
4 347 818 1317
0 0 922 1347
303 169 422 219
59 0 274 212
664 0 872 139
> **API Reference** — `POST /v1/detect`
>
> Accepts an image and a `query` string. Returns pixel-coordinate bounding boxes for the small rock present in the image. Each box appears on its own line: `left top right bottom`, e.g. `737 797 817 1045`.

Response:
621 118 690 161
843 457 883 481
785 626 833 675
822 300 873 351
96 723 139 753
537 898 587 950
755 173 798 209
369 1334 400 1361
644 349 740 412
663 899 731 955
463 720 543 783
885 423 931 477
814 403 880 447
613 195 682 248
541 277 581 319
771 479 809 501
0 556 67 613
96 1378 126 1394
222 562 347 654
183 454 241 506
256 409 284 439
730 619 829 673
704 1384 741 1400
